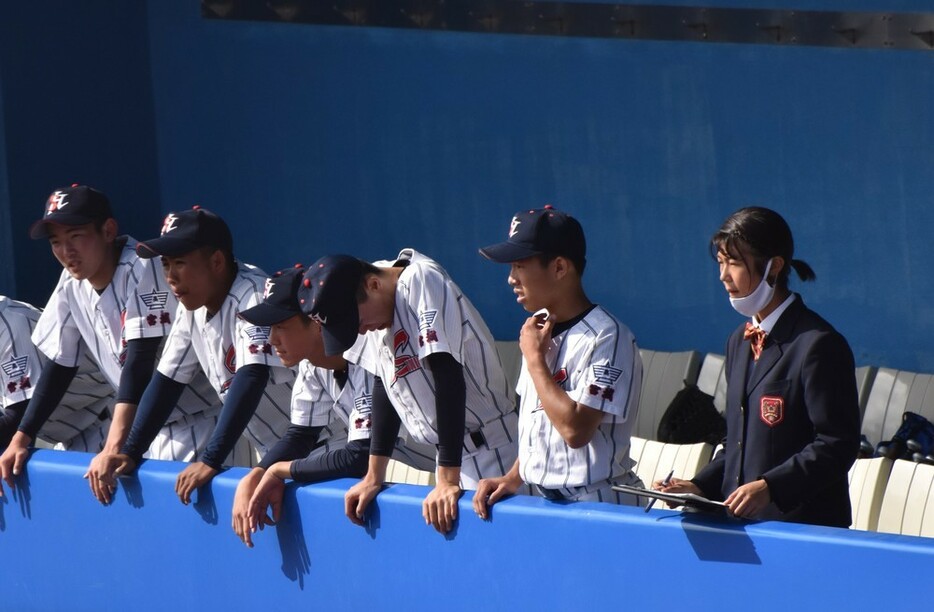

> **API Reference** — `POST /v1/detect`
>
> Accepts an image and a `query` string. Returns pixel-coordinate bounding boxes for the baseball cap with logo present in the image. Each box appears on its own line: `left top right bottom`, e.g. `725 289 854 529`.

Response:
239 265 306 326
296 254 367 356
29 184 113 239
136 206 233 258
478 205 586 265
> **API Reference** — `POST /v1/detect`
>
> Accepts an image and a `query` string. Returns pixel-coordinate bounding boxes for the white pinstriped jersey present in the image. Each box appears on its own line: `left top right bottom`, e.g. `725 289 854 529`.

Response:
517 305 642 490
291 359 367 443
31 237 220 425
156 262 292 452
1 296 114 445
347 249 516 452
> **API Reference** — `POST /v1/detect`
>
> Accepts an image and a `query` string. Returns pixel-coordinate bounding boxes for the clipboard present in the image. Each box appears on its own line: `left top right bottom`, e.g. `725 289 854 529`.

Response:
612 484 728 514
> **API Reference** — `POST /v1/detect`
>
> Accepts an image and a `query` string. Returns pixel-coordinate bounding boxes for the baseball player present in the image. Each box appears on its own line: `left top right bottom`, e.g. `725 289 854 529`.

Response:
473 206 644 518
0 296 114 451
231 265 435 547
0 185 222 502
299 250 518 534
101 206 293 505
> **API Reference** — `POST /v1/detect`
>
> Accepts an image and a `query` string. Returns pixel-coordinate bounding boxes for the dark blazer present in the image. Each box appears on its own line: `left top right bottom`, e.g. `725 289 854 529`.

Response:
692 295 861 528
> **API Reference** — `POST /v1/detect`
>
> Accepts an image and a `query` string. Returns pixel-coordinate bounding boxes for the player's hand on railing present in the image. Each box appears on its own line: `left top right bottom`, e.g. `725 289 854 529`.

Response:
83 451 129 505
472 472 522 520
232 467 264 547
0 432 32 498
344 476 382 527
247 469 286 539
175 461 218 505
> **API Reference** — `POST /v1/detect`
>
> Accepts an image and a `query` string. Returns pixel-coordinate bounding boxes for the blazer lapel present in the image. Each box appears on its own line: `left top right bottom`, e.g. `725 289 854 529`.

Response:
747 295 805 392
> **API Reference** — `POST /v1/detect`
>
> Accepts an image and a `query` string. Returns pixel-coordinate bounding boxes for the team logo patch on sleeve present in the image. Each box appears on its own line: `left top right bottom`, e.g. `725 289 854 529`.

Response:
760 396 784 427
1 356 29 380
243 325 270 342
592 365 623 385
418 310 437 331
139 290 169 310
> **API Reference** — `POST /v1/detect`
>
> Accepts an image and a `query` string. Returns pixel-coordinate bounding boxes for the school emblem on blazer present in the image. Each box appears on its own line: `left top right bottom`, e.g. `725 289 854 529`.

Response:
760 395 784 427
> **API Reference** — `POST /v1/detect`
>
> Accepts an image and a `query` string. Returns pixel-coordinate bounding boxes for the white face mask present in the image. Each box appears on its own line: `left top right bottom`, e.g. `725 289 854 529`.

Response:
729 259 775 318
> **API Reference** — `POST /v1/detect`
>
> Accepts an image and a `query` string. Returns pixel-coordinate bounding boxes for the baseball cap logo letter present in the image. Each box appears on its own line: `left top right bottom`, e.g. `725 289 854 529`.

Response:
263 278 275 300
161 213 179 235
508 216 521 237
46 191 69 215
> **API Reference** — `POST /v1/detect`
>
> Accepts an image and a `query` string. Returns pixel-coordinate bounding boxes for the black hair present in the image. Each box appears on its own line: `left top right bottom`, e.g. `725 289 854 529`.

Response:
197 245 236 273
356 261 383 303
710 206 815 289
536 252 587 277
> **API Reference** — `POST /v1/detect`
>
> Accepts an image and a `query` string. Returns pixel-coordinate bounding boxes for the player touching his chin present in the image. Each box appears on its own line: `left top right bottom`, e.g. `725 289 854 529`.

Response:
474 206 644 518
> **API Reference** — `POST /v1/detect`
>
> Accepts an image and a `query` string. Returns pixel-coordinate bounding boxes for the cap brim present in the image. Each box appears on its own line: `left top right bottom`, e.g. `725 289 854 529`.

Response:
478 241 541 263
319 316 360 356
29 214 98 240
136 236 200 259
239 303 300 327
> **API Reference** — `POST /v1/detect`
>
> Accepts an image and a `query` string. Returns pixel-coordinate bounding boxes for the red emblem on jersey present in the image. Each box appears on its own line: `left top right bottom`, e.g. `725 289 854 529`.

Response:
553 368 568 386
588 384 616 401
160 312 171 325
225 345 236 373
147 314 157 326
760 396 784 427
392 330 421 380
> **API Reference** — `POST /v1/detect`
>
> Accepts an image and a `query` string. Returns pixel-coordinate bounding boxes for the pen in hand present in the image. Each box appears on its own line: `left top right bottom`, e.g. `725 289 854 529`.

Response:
644 468 675 513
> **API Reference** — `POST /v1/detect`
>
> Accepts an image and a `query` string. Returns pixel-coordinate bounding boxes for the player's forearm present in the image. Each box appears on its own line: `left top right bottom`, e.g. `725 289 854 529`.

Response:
436 465 461 487
268 461 292 480
362 454 391 485
17 361 79 440
101 402 137 454
525 357 598 448
121 372 186 462
200 364 271 469
426 353 466 468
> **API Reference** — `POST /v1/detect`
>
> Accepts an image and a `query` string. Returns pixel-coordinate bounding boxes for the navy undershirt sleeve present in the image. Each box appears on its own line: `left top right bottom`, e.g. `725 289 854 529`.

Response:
121 372 187 464
368 375 401 458
257 424 322 469
290 438 370 482
0 399 30 447
17 361 79 441
115 337 162 404
199 364 270 470
427 352 466 468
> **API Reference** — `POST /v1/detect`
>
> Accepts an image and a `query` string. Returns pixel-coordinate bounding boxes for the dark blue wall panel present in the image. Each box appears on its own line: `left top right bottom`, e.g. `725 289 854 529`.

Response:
1 1 932 370
3 450 934 610
0 0 161 306
145 0 934 370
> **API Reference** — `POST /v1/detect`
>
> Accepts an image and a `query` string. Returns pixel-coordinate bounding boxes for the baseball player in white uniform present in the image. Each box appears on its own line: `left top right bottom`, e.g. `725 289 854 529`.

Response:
0 296 114 452
299 250 518 533
0 185 222 503
474 206 643 518
232 265 436 547
105 206 292 505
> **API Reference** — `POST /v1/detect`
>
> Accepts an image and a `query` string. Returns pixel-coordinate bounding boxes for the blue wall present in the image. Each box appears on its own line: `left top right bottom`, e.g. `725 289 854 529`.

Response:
2 0 934 371
0 0 162 304
3 450 934 611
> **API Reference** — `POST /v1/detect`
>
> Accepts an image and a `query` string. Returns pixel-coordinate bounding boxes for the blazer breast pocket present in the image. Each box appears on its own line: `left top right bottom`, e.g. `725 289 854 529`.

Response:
759 379 791 427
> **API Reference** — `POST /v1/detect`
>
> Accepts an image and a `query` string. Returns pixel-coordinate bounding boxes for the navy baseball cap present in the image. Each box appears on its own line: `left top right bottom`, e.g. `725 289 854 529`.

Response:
29 184 113 239
239 264 306 326
479 205 586 264
297 254 367 356
136 206 233 258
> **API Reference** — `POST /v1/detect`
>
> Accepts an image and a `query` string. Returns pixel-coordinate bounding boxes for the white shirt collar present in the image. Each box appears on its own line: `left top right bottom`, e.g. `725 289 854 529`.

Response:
752 293 796 334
